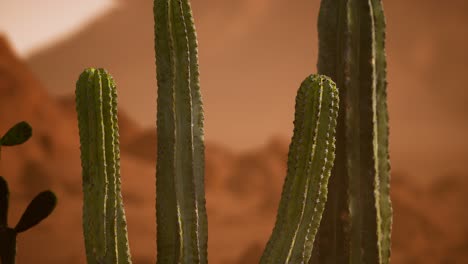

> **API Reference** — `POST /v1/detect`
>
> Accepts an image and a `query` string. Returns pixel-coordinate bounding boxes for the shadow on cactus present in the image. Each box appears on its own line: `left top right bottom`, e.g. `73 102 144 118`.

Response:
74 0 391 263
0 122 57 264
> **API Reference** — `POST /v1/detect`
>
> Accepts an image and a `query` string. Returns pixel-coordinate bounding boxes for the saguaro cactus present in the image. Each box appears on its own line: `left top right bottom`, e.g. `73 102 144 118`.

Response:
72 0 391 263
154 0 208 263
311 0 392 263
260 75 339 264
76 68 132 264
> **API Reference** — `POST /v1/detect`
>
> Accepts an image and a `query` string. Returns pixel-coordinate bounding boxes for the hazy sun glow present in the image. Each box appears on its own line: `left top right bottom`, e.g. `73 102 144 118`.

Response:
0 0 116 57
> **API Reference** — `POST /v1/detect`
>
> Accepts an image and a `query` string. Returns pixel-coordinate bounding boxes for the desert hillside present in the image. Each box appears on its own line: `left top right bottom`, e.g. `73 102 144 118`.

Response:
2 35 468 263
25 0 468 160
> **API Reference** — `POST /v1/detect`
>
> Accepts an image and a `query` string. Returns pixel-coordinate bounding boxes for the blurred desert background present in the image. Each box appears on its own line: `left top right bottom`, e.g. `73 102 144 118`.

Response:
1 0 467 263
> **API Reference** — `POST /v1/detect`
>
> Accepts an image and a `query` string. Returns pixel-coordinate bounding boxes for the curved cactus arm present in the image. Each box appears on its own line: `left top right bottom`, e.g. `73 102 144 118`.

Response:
0 121 32 160
311 0 392 263
154 0 207 263
14 191 57 233
260 75 339 264
76 68 132 264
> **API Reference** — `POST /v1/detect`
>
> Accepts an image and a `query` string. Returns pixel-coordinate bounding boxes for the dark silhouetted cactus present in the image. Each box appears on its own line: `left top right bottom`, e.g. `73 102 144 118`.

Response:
0 121 33 160
0 122 56 264
75 68 132 264
310 0 392 263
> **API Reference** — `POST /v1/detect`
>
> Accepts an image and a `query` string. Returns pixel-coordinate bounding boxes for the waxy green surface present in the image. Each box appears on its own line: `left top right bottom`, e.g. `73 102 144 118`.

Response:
311 0 392 263
76 68 132 264
261 75 339 264
154 0 207 263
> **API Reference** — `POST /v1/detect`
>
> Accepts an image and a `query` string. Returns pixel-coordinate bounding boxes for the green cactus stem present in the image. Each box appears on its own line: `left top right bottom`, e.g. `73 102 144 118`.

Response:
76 68 132 264
260 75 339 264
310 0 392 263
154 0 207 263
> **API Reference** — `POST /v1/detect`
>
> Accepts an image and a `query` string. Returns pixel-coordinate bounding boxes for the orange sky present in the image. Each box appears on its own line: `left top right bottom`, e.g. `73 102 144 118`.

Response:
0 0 116 57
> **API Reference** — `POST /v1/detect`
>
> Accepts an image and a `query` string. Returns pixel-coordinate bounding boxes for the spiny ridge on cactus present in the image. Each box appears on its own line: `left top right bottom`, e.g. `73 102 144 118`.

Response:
76 68 132 264
154 0 208 263
154 0 207 263
311 0 392 263
260 75 339 264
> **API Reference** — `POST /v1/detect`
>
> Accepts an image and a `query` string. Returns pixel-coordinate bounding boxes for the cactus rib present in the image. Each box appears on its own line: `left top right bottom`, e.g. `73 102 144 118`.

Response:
154 0 207 263
311 0 392 263
260 75 339 264
76 68 132 264
372 0 392 261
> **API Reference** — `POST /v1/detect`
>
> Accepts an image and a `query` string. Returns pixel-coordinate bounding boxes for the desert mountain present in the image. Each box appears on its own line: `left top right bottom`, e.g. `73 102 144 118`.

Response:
25 0 468 159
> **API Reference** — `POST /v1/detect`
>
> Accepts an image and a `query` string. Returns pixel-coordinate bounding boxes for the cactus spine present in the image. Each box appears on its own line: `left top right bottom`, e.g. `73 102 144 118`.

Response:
260 75 339 264
311 0 392 263
76 68 132 264
154 0 207 263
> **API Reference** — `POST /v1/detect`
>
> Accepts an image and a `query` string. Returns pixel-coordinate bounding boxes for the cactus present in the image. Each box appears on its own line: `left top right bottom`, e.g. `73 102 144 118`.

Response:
153 0 208 263
0 122 56 264
75 68 132 264
310 0 392 263
0 122 32 147
72 0 393 263
0 177 57 264
260 75 339 264
0 121 33 160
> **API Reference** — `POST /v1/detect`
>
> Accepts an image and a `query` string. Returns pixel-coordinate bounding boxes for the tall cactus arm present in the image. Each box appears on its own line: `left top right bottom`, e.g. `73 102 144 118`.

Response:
260 75 339 264
311 0 391 263
372 0 392 261
181 0 208 261
76 69 108 263
154 0 207 263
76 68 132 264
